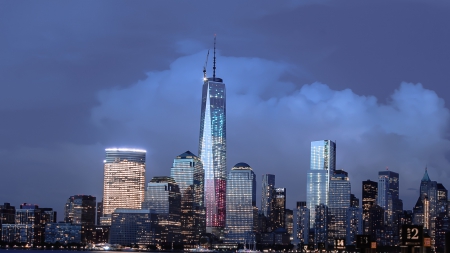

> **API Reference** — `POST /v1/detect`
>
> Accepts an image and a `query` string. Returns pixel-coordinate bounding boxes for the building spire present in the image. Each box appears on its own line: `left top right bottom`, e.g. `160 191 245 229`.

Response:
421 166 431 181
213 34 216 80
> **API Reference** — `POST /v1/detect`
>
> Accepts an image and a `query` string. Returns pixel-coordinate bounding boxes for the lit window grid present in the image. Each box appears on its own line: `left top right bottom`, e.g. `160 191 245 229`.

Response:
225 168 256 243
103 161 145 216
198 81 227 228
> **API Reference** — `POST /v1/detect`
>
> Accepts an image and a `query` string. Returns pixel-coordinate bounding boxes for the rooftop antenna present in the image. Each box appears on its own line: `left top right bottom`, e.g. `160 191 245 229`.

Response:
213 34 216 80
203 49 210 81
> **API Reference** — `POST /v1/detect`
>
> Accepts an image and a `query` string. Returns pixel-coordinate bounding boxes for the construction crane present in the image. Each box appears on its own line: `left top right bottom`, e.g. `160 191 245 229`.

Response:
203 49 210 81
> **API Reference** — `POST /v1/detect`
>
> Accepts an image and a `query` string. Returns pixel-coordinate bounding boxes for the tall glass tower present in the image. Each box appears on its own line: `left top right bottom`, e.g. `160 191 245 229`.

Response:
261 174 275 218
170 151 205 244
198 39 227 235
306 140 336 228
225 163 257 244
102 148 146 224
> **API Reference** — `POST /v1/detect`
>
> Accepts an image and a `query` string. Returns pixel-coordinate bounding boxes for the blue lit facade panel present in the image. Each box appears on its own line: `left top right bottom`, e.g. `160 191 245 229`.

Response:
198 79 227 229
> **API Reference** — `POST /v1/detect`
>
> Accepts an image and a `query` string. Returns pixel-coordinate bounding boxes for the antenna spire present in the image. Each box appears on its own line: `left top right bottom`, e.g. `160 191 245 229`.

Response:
213 34 216 80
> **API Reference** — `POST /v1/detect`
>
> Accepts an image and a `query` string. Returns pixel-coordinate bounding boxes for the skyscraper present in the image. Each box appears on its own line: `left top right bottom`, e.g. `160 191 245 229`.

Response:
261 174 275 218
293 201 310 245
198 38 227 236
225 162 257 244
307 140 336 227
102 148 146 224
271 188 287 231
362 180 377 234
328 170 351 245
377 170 400 223
141 176 182 244
170 151 205 244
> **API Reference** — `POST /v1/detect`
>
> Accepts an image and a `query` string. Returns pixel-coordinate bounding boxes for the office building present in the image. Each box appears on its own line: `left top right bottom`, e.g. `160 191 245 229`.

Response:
225 162 257 244
142 176 182 244
170 151 205 244
377 169 402 240
285 209 293 240
314 204 328 249
64 195 96 225
307 140 336 227
350 194 359 208
102 148 146 225
0 203 15 237
362 180 377 234
6 203 57 246
293 201 309 246
328 170 351 246
271 188 286 231
261 174 275 218
346 207 362 245
110 209 158 246
437 183 448 214
44 222 81 244
198 39 227 236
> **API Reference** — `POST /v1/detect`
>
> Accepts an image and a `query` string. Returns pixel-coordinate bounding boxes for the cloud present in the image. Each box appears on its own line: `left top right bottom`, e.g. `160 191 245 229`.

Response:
91 50 450 210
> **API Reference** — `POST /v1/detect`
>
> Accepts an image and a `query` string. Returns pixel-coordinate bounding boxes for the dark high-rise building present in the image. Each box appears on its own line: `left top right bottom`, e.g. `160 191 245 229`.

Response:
437 183 448 214
65 195 96 225
346 207 362 246
225 163 257 244
377 170 402 235
362 180 377 234
261 174 275 218
142 176 182 244
307 140 336 228
0 203 15 236
110 209 158 246
96 200 103 226
367 205 384 242
102 148 146 225
350 194 359 208
293 201 310 245
314 204 328 249
271 188 286 231
170 151 205 245
328 170 351 246
435 212 450 253
198 39 227 237
285 209 293 240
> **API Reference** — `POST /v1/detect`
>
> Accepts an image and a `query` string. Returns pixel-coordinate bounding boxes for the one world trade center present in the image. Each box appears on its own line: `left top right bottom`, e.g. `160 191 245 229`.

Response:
198 37 227 238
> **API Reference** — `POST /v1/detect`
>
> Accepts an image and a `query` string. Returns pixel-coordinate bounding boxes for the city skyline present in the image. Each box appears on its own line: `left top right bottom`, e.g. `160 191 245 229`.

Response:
2 1 450 220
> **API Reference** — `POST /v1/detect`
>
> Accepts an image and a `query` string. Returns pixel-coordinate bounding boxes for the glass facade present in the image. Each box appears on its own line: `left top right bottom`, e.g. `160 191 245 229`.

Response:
170 151 205 244
44 222 81 244
377 170 400 227
110 209 158 246
64 195 96 225
225 163 257 244
142 176 182 244
328 170 350 245
198 77 227 233
307 140 336 228
102 148 146 221
261 174 275 218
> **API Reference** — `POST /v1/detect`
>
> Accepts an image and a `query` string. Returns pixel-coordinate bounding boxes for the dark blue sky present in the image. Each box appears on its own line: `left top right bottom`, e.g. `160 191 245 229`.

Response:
1 1 450 218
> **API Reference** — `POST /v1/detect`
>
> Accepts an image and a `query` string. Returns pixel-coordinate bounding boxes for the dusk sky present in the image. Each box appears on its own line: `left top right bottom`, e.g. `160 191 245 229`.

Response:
1 1 450 218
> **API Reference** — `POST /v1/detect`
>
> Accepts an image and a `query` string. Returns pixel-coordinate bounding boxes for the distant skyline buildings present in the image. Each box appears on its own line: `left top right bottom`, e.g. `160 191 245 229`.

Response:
102 148 146 224
328 170 351 246
362 179 378 234
198 45 227 236
306 140 336 228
